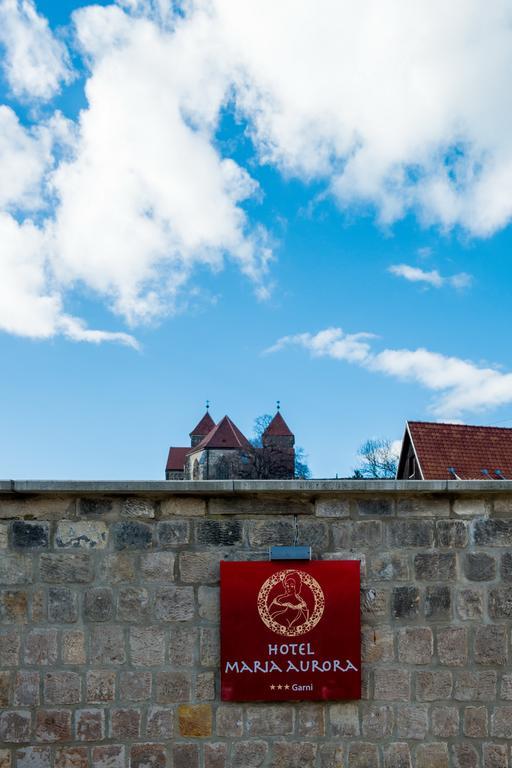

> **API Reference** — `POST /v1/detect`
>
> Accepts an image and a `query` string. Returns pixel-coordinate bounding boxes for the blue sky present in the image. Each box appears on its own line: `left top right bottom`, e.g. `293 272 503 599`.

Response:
2 0 512 479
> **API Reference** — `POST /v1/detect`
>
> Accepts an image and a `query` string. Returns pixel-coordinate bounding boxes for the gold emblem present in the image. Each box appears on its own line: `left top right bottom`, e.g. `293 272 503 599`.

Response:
257 569 325 637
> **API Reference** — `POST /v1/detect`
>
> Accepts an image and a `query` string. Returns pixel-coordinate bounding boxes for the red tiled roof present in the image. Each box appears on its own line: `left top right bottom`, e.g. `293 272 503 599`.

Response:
263 411 294 437
166 447 189 472
407 421 512 480
189 415 251 453
189 411 215 437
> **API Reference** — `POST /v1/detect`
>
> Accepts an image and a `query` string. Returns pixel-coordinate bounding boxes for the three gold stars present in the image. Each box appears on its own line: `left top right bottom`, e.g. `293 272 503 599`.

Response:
270 683 290 691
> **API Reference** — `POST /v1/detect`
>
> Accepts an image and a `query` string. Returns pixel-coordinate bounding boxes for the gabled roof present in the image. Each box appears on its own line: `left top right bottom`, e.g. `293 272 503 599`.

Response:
166 447 189 472
403 420 512 480
189 415 251 453
189 411 215 437
263 411 294 437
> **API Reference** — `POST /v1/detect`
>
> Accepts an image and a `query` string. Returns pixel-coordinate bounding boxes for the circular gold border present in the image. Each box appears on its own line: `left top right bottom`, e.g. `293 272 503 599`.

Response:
257 569 325 637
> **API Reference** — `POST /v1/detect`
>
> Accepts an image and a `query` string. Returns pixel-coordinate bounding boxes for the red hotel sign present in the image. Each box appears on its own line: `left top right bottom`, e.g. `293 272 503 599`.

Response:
220 560 360 701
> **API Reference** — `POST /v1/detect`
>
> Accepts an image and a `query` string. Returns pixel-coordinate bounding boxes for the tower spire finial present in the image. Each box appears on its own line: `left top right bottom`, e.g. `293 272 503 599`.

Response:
276 400 280 411
206 399 210 411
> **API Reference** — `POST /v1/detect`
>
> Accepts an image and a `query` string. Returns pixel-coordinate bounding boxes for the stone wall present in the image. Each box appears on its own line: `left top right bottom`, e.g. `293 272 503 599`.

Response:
0 481 512 767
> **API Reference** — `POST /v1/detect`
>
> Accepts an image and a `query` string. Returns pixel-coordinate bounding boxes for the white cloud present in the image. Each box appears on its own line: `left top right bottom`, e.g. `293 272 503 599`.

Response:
0 0 72 99
388 263 472 289
267 327 512 419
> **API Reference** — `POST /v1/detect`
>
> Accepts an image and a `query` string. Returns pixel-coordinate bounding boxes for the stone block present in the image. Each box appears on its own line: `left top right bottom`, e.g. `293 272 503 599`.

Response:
100 553 136 583
155 586 194 621
10 521 49 548
35 710 72 742
129 626 165 666
455 671 497 701
173 744 198 768
61 630 86 665
0 498 73 520
130 744 166 768
389 520 434 547
198 586 219 621
178 704 212 737
86 670 115 703
315 498 349 518
361 587 389 618
0 711 31 743
456 588 484 620
146 707 173 739
0 554 32 585
482 744 508 768
48 588 78 624
361 626 394 662
0 589 28 623
464 705 488 737
24 629 58 665
489 586 512 618
297 704 325 736
374 668 410 701
157 520 190 547
383 742 411 768
272 742 317 767
246 705 294 736
247 519 295 547
395 705 428 739
44 672 81 705
392 586 419 618
40 554 93 584
231 741 268 768
31 589 45 623
117 587 150 623
296 520 330 549
180 551 227 583
501 551 512 580
90 626 126 665
204 743 227 768
200 627 220 667
437 626 468 666
0 671 9 707
416 743 449 768
370 553 409 580
491 706 512 737
0 628 19 666
110 708 141 738
112 521 152 550
398 627 433 664
79 498 113 516
55 521 107 548
121 497 155 518
15 747 51 767
473 519 512 545
361 705 394 739
75 709 104 741
329 703 359 736
454 499 490 516
155 671 191 703
54 747 88 768
216 706 243 737
425 585 451 619
141 552 175 581
431 706 459 737
84 588 113 622
119 671 152 702
196 671 215 701
437 519 469 547
357 498 394 516
0 752 9 768
13 671 40 706
161 497 205 517
414 552 456 580
347 742 379 768
0 523 6 548
416 670 452 701
195 519 244 546
464 552 496 581
169 625 196 666
452 743 479 768
475 625 507 665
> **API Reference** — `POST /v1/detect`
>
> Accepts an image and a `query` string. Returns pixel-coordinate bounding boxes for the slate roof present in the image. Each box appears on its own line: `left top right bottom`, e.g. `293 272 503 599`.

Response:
190 415 252 453
190 411 215 437
263 411 294 437
166 447 189 472
406 420 512 479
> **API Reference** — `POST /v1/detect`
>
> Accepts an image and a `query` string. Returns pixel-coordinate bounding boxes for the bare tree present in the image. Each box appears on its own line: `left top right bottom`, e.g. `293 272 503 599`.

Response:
352 438 398 479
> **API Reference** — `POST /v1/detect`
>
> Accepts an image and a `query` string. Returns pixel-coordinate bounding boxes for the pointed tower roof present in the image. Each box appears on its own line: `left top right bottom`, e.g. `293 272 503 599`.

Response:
190 415 251 453
190 411 215 438
263 411 294 437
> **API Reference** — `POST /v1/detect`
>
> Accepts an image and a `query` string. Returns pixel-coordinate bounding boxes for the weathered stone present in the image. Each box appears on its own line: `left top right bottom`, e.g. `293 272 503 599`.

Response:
55 521 107 548
200 627 219 667
75 709 104 741
198 586 219 621
456 588 484 620
11 521 49 548
0 628 20 666
161 497 205 517
90 626 126 665
0 554 32 585
157 519 190 547
489 586 512 618
86 670 115 703
231 741 268 768
61 630 86 665
437 519 468 547
464 705 488 737
155 586 194 621
416 671 452 701
117 587 150 623
296 520 330 549
455 671 497 701
178 704 212 737
110 708 141 738
54 747 88 768
431 706 459 737
100 553 136 583
84 588 113 622
216 706 244 737
414 552 456 580
501 551 512 580
0 523 6 548
173 744 198 768
361 587 389 618
482 743 508 768
416 743 449 768
204 743 227 768
79 498 113 516
13 671 39 706
395 705 428 739
272 742 317 767
48 588 78 623
347 742 379 768
112 521 152 550
329 703 359 736
398 627 433 664
361 705 394 739
392 586 419 618
247 519 295 547
0 751 13 768
500 673 512 699
140 552 175 581
146 707 174 739
383 742 411 768
357 498 394 516
0 589 28 623
0 671 9 707
473 519 512 545
169 626 196 666
121 497 155 519
296 704 324 736
179 551 226 583
129 627 165 666
44 672 81 705
246 706 294 736
389 520 434 547
40 554 93 584
31 589 45 623
119 671 152 702
196 671 215 701
15 747 51 767
24 629 58 665
452 743 479 768
464 552 496 581
0 711 31 743
130 744 166 768
361 626 394 662
155 671 191 703
475 625 507 665
196 520 244 546
425 586 451 619
35 710 72 742
492 706 512 737
455 499 490 516
315 498 349 518
438 626 468 666
370 553 409 581
374 668 410 701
